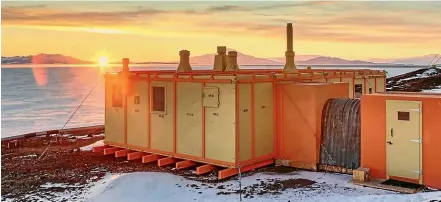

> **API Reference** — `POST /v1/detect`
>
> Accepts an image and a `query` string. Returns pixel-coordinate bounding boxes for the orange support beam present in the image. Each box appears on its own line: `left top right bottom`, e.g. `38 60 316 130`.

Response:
127 152 146 161
218 159 274 180
142 154 161 164
175 160 198 170
196 164 216 175
115 149 130 158
103 147 123 155
158 157 176 167
92 145 108 153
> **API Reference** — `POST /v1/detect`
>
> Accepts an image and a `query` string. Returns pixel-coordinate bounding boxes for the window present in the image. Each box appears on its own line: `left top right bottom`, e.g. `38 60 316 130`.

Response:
398 111 410 121
369 88 373 94
134 96 140 105
355 84 363 98
112 84 123 108
152 86 166 113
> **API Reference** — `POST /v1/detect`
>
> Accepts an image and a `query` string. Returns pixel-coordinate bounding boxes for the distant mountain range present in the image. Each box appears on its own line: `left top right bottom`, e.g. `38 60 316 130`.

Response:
369 54 440 65
2 52 440 66
1 54 90 65
170 49 280 65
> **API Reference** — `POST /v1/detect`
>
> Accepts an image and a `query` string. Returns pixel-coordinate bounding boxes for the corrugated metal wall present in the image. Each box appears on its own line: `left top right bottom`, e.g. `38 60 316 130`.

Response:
320 98 361 170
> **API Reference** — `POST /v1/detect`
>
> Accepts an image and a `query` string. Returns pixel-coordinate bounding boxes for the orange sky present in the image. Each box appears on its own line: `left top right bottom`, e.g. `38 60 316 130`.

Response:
2 1 441 62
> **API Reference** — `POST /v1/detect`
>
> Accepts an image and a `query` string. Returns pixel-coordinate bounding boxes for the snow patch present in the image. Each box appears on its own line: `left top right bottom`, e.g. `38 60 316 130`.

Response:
80 140 104 151
12 154 37 159
397 68 439 83
40 182 83 189
3 171 440 202
421 196 441 202
422 85 441 93
84 172 440 202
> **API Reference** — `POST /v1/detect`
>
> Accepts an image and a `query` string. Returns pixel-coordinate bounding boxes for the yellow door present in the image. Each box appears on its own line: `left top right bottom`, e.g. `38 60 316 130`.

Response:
386 100 422 183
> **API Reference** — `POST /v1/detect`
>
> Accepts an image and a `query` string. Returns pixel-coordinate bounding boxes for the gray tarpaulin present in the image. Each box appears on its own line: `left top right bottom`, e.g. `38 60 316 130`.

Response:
320 98 361 170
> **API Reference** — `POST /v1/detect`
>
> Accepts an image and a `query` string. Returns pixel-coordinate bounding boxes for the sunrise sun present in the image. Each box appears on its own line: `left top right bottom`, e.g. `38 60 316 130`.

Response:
98 56 109 66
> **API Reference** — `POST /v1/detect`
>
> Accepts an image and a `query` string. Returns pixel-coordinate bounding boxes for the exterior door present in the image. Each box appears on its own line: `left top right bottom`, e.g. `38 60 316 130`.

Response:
386 100 422 183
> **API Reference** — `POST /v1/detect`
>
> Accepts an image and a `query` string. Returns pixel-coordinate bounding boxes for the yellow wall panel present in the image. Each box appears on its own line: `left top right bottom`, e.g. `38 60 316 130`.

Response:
150 81 174 152
253 82 274 157
365 78 376 94
376 77 386 92
176 82 203 157
238 83 252 161
127 79 149 147
105 76 125 144
204 83 236 163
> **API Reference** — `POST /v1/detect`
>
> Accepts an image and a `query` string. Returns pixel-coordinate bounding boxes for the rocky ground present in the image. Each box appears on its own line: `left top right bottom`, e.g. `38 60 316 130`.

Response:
1 135 176 201
1 134 312 201
386 66 441 92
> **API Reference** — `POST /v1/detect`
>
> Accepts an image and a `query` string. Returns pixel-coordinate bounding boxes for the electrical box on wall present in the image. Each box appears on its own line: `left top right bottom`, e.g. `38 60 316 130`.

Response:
203 87 220 108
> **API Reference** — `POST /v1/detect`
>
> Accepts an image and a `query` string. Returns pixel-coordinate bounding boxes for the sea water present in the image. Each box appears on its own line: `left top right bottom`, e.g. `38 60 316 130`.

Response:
1 64 424 138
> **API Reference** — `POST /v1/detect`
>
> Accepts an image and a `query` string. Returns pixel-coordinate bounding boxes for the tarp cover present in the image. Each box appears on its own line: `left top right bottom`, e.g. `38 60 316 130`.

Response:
320 98 361 170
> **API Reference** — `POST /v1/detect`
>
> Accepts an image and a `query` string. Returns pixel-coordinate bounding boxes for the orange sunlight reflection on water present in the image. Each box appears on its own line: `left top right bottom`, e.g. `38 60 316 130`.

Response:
31 67 48 86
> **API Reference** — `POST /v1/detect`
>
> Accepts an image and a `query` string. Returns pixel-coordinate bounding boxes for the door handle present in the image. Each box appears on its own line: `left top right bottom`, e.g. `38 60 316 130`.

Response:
390 128 394 137
387 141 393 145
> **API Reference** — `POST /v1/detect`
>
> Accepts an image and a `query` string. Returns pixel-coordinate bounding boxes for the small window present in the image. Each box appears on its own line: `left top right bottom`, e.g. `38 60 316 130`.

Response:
355 84 363 98
112 84 123 108
398 111 410 121
369 88 373 94
134 96 140 105
152 86 166 113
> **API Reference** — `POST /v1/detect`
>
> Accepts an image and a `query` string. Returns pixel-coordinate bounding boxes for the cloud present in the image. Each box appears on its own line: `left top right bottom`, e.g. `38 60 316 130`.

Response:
207 5 247 12
206 1 335 13
1 3 205 31
2 1 441 47
2 6 165 27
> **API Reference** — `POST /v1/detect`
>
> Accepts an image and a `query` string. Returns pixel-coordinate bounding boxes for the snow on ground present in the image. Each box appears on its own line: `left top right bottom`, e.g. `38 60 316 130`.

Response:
73 133 105 140
7 171 439 202
80 140 104 151
11 154 37 159
422 85 441 93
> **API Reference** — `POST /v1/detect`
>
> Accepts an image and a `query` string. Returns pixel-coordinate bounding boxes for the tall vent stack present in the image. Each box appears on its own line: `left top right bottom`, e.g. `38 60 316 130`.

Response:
283 23 298 72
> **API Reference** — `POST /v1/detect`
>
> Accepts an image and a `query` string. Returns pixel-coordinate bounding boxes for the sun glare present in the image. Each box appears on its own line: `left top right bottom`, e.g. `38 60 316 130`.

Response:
98 56 109 67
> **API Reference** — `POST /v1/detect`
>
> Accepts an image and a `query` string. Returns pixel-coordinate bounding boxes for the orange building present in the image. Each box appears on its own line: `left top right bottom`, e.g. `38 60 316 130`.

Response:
276 82 349 170
361 92 441 189
99 23 388 180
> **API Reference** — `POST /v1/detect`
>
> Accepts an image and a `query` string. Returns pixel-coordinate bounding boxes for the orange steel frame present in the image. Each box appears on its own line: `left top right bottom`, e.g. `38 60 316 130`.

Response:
105 69 386 168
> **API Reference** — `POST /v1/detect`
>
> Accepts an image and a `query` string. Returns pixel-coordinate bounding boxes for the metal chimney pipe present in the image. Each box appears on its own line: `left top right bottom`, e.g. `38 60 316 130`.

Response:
122 58 129 73
287 23 293 52
283 23 297 72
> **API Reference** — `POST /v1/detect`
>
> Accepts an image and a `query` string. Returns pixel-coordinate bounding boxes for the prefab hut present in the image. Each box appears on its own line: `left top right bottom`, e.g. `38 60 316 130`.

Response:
102 23 387 180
